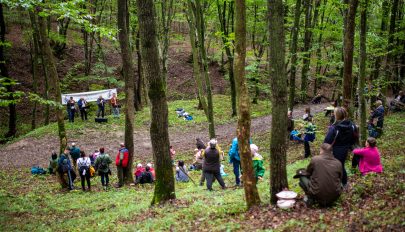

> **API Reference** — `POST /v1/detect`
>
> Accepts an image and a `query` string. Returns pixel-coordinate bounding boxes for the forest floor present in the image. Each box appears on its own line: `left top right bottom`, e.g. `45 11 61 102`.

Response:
0 101 404 231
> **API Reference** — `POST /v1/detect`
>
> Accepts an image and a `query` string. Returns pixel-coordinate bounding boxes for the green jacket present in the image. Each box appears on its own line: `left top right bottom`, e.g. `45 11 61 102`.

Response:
48 158 59 174
94 153 113 173
70 147 81 160
253 154 265 180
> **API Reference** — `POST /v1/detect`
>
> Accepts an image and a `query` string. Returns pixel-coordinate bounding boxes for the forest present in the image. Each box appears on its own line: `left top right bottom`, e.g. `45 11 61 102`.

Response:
0 0 404 231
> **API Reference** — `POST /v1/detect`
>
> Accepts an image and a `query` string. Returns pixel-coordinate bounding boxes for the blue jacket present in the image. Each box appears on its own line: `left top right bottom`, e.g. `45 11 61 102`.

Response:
370 105 384 128
228 138 252 163
58 153 72 172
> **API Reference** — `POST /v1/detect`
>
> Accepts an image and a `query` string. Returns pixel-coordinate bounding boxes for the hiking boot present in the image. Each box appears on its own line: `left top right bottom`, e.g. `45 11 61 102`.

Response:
303 195 313 207
114 183 123 188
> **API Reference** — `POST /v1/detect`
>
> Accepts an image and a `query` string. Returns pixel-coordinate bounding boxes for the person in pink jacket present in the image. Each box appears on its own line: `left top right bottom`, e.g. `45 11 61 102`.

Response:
352 137 383 175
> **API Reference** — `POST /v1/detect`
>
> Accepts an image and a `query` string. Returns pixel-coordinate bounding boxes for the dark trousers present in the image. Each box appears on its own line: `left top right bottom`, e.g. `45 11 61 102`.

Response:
117 166 126 186
68 109 75 122
80 173 91 190
80 109 88 120
299 176 310 194
232 160 241 185
204 170 225 190
352 154 360 168
200 171 205 185
304 141 311 158
100 172 109 186
333 150 348 186
97 107 105 118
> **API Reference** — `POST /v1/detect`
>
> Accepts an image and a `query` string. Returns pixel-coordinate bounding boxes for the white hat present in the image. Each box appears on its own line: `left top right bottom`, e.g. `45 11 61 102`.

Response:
146 163 152 167
71 142 76 146
250 144 259 154
137 163 143 168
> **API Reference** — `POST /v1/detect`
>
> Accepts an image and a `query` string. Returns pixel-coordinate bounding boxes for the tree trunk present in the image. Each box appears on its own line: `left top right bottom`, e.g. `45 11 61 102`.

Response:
136 29 147 107
358 0 368 144
0 4 16 139
53 17 70 57
235 0 261 209
313 0 327 97
118 0 135 184
288 0 302 110
29 11 41 131
37 10 67 154
158 0 174 87
216 0 237 116
342 0 358 117
300 0 313 102
186 2 208 116
385 0 399 94
195 0 216 138
268 0 289 204
136 0 175 205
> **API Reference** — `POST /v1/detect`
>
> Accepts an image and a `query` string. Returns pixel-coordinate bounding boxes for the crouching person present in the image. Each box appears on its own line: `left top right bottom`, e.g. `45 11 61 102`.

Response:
176 160 189 182
294 143 342 207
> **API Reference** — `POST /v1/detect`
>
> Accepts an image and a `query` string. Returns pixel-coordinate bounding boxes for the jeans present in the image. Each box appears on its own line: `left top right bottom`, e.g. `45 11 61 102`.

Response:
304 141 311 158
80 172 91 190
97 106 105 118
204 170 225 190
117 166 126 186
112 107 119 117
68 109 75 122
100 172 109 186
80 108 88 120
333 147 349 186
232 160 241 185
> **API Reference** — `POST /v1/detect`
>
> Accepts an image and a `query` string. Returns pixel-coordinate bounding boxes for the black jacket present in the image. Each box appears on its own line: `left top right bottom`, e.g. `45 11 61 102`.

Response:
203 147 220 172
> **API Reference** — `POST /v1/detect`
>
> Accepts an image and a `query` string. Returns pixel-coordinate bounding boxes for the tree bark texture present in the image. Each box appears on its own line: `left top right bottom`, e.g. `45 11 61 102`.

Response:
268 0 289 204
136 0 175 204
29 11 41 131
300 0 313 102
342 0 358 117
288 0 302 110
118 0 135 183
359 0 368 144
0 4 16 139
235 0 261 209
37 10 67 154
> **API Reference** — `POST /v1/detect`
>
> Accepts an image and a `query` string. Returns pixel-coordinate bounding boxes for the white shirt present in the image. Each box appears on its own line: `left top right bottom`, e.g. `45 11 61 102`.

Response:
77 157 91 168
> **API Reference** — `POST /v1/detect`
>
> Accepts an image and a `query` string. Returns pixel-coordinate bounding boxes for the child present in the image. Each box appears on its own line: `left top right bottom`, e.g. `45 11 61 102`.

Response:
352 137 383 175
303 121 316 158
175 160 189 182
48 151 58 174
170 145 176 164
137 166 154 184
134 163 145 182
250 144 265 181
146 163 155 179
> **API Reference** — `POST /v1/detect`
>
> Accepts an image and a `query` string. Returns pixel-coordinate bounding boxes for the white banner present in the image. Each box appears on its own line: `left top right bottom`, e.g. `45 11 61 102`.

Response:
61 89 117 105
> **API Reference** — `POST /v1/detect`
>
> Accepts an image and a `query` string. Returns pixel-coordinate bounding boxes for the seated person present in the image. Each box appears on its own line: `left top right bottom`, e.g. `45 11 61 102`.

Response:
369 100 385 129
390 91 405 111
311 94 329 104
175 160 189 182
134 163 145 182
48 151 58 174
250 144 265 181
294 143 342 207
287 111 294 133
352 137 383 175
137 166 154 184
146 163 155 179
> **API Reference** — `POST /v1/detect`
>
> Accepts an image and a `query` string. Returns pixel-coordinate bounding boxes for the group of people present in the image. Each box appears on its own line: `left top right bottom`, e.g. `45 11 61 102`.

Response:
65 93 120 122
294 105 384 207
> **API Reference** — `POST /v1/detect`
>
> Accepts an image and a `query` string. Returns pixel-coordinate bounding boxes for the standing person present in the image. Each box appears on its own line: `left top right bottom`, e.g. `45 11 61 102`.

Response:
58 148 76 190
352 137 383 175
110 93 119 118
228 137 242 186
324 107 358 187
175 160 189 182
48 151 59 174
90 149 100 165
302 107 313 122
77 97 88 121
303 120 316 158
115 143 129 188
287 111 294 134
96 95 105 118
94 147 113 190
66 97 76 123
196 138 206 150
203 139 226 191
69 143 81 171
250 144 265 182
294 143 343 207
169 145 176 164
77 151 91 191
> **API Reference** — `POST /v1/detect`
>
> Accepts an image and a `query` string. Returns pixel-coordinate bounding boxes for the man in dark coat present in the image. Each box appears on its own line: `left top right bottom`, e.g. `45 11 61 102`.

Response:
203 139 226 191
295 143 343 207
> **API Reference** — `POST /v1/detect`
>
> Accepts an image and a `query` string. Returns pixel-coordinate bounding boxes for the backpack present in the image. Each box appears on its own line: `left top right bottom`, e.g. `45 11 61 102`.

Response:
97 155 108 171
31 166 47 175
59 158 70 173
78 158 90 175
332 121 359 146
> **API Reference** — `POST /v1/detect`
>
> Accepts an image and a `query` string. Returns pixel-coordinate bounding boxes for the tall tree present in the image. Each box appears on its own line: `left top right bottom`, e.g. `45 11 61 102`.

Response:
235 0 261 209
0 4 16 139
342 0 358 117
358 0 368 144
216 0 237 116
118 0 135 183
268 0 289 204
386 0 400 93
37 9 67 154
288 0 303 110
136 0 175 204
300 0 314 102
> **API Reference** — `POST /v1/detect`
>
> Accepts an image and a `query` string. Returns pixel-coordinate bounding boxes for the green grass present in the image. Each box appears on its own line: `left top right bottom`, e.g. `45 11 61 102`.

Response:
1 111 404 231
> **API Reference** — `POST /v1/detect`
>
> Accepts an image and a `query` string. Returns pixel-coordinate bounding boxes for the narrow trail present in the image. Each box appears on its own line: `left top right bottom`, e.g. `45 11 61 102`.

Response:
0 102 330 168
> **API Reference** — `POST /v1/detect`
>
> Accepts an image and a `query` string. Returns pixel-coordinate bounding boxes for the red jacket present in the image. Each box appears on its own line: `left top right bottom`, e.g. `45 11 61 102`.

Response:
116 148 129 167
134 167 145 177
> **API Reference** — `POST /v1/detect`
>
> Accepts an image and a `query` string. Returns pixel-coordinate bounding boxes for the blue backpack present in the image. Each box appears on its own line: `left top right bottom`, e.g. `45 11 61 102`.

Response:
31 166 47 175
